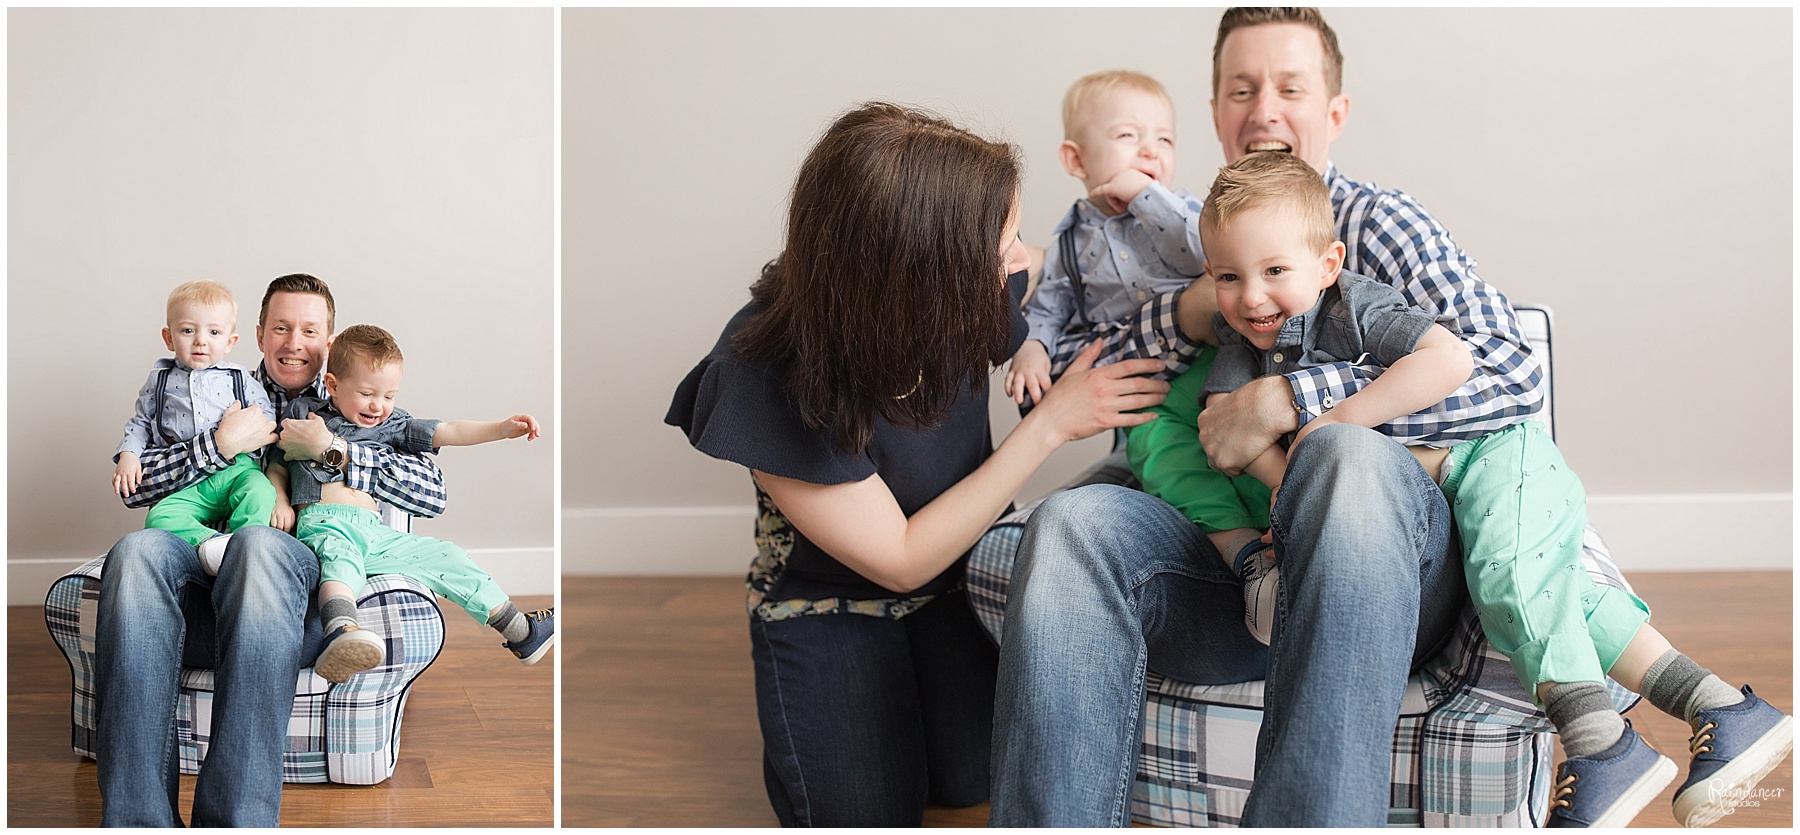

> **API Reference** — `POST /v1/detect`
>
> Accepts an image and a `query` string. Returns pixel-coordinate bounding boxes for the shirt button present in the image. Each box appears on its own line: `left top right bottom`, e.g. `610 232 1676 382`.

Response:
1119 251 1131 260
1322 395 1336 410
1272 352 1285 363
1138 290 1147 300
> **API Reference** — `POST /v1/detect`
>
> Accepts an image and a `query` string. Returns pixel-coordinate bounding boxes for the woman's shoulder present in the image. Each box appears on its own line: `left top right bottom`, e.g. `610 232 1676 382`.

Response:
665 302 876 486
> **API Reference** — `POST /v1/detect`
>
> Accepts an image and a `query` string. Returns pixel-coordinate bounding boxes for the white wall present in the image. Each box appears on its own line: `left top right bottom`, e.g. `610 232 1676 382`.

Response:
563 7 1791 576
9 8 555 603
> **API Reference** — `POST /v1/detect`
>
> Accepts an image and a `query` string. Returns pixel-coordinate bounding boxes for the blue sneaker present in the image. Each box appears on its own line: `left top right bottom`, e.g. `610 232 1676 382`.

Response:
504 607 556 665
1671 685 1794 827
314 622 386 684
1546 720 1676 827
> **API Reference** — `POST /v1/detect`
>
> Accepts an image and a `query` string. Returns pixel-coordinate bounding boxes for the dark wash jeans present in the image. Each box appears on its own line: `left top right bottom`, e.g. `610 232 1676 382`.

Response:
750 588 997 826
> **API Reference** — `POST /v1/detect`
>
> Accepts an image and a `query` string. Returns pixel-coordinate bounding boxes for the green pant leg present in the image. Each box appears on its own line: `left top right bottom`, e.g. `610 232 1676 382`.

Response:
296 505 373 595
360 524 509 623
1444 422 1624 701
219 455 278 531
144 464 251 546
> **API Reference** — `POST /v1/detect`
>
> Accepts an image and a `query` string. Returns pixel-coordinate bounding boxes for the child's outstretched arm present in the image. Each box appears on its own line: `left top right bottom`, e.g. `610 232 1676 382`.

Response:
432 415 542 447
1294 323 1474 447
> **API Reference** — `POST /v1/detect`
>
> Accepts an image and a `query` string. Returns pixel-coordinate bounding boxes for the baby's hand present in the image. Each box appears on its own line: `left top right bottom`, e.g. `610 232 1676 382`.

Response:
503 414 542 441
1090 169 1155 215
113 453 142 498
270 503 296 534
1005 341 1054 406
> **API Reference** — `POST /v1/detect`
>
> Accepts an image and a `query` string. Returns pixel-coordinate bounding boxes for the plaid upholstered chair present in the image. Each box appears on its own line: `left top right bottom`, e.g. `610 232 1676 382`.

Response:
44 506 444 785
968 306 1642 826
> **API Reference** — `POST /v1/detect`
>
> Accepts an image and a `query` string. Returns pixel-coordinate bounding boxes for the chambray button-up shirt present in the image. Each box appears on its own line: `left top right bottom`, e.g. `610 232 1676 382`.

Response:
116 360 274 459
1024 181 1206 358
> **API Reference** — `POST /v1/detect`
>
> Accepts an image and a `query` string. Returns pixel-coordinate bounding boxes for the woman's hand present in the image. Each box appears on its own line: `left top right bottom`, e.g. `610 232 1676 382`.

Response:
1024 340 1170 444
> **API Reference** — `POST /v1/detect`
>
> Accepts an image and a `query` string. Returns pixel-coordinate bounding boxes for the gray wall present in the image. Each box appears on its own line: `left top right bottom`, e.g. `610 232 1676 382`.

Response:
564 7 1791 575
9 8 555 602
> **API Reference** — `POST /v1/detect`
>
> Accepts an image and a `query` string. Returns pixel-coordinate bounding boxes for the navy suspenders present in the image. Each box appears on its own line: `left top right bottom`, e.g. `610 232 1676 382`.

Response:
1057 212 1090 329
150 366 248 447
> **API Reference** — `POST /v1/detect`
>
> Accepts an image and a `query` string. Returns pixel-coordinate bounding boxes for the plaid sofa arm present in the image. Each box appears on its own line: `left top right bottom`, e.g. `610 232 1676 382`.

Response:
44 555 445 784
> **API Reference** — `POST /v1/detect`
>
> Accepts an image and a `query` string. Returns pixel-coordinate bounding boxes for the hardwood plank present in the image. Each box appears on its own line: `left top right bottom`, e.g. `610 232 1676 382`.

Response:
8 593 553 827
564 573 1793 827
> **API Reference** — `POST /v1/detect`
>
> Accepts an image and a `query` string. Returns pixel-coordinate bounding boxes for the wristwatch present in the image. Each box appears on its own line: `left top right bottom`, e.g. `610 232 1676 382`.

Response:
322 435 349 470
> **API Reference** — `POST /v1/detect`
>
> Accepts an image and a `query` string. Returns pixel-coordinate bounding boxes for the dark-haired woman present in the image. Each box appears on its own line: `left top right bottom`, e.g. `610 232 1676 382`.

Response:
667 102 1169 826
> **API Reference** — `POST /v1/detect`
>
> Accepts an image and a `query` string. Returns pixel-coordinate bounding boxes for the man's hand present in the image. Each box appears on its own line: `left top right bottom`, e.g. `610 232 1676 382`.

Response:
502 414 542 441
277 412 334 462
113 452 142 498
1005 340 1054 406
1197 376 1299 474
1089 169 1154 216
1174 273 1218 345
215 401 279 459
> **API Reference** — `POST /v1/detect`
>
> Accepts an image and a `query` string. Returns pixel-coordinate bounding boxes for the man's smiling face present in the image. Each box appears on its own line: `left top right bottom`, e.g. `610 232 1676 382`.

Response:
256 291 331 395
1211 22 1349 176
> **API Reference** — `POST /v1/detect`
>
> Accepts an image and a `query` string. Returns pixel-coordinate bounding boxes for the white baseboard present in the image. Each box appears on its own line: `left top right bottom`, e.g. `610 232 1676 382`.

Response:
563 493 1792 577
8 546 554 607
1585 493 1790 572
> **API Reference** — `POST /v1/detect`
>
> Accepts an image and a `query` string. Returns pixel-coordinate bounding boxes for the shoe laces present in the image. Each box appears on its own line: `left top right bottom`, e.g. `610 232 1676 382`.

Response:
1552 770 1578 809
1689 720 1717 756
526 608 552 623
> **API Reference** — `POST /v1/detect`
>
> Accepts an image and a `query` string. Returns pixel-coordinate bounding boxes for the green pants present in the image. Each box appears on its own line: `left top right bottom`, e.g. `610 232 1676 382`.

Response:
296 502 509 623
144 454 277 546
1441 421 1650 703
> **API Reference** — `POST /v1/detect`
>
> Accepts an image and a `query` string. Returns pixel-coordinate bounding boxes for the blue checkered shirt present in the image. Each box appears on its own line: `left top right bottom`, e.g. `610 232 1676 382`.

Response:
123 362 449 516
1048 162 1543 445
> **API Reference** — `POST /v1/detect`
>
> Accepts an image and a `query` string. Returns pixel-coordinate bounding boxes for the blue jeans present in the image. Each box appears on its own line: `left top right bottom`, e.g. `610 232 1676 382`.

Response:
750 590 996 826
94 526 323 827
991 424 1465 826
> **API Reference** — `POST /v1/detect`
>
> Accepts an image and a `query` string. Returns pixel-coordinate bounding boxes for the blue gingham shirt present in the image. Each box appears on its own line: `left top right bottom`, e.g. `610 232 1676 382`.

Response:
1025 182 1206 359
122 361 449 516
116 360 275 459
1050 162 1542 444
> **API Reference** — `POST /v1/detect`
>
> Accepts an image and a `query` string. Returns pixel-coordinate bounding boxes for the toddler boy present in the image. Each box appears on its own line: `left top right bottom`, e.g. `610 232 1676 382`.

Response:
114 280 277 573
1006 69 1206 404
267 324 553 683
1143 151 1791 827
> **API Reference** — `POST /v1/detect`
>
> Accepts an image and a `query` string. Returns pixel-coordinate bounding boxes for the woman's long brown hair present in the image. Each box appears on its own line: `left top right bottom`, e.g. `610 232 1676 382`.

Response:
736 102 1021 454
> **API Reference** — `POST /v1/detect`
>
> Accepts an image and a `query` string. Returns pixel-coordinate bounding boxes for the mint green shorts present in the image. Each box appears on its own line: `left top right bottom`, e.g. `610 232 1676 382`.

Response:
296 502 508 623
1441 421 1650 703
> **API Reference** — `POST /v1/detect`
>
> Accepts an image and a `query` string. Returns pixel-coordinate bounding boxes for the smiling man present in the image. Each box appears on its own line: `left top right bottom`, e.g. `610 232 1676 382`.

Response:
95 272 447 826
990 8 1550 826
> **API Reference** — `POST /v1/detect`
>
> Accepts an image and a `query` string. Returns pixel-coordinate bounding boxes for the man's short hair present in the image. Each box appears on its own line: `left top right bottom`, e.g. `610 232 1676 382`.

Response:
327 324 404 378
1200 151 1336 254
1062 69 1174 140
1213 7 1344 97
259 272 336 333
166 280 238 326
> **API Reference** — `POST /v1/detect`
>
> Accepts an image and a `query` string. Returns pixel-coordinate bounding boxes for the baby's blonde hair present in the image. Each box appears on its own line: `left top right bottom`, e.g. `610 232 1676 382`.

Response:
166 280 239 328
1062 70 1173 140
1199 152 1336 254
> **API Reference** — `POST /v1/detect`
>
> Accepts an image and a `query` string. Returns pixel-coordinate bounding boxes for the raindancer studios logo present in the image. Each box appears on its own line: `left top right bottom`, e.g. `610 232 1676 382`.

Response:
1709 780 1783 813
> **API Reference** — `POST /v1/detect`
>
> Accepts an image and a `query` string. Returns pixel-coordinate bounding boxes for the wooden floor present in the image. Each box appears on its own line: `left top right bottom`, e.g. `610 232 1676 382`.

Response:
565 573 1792 828
7 594 553 827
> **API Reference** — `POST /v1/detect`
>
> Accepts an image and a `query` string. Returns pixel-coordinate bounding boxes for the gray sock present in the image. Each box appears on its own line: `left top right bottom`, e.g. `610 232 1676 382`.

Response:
1639 649 1743 723
488 601 528 643
322 595 360 633
1545 681 1626 759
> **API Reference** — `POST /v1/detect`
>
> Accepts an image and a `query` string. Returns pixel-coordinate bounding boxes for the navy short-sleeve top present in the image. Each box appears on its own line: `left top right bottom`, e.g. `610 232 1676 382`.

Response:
667 277 1026 620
